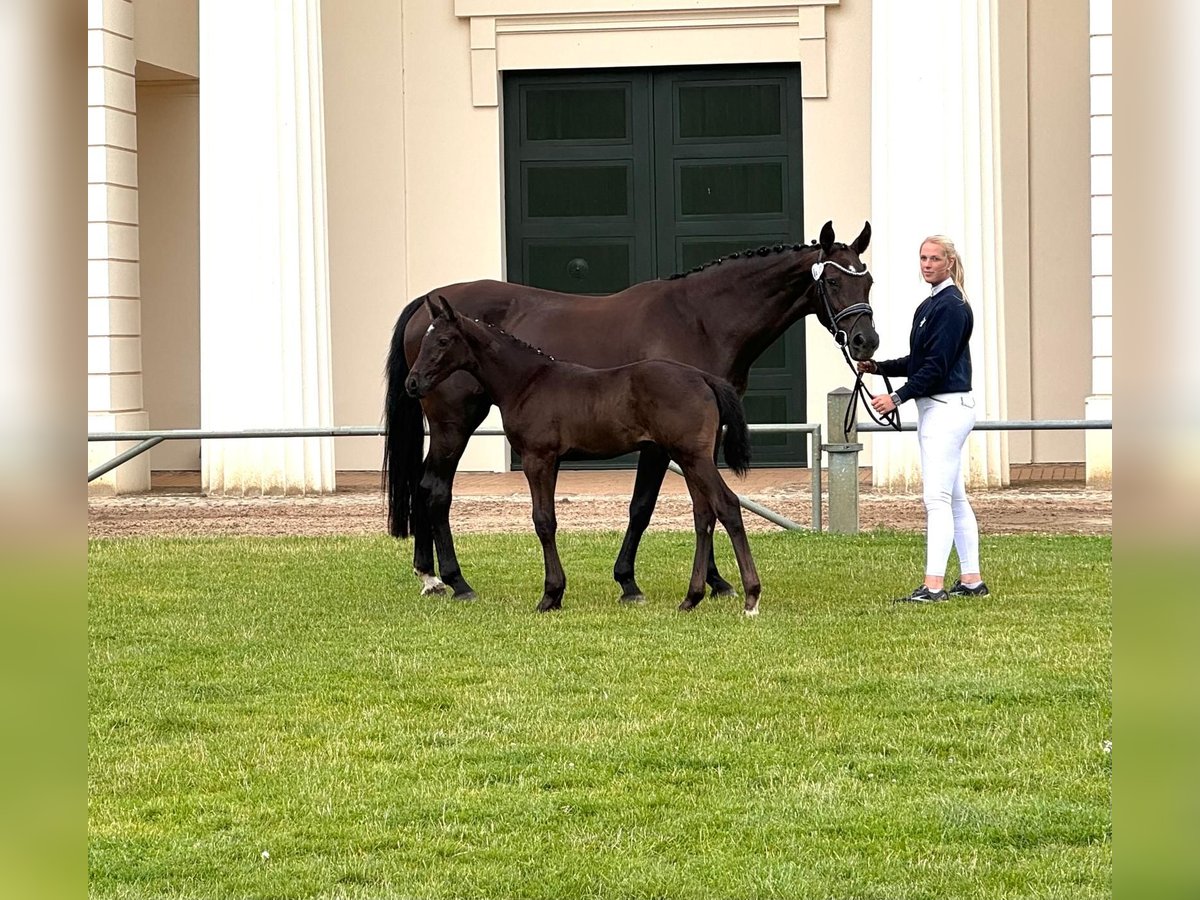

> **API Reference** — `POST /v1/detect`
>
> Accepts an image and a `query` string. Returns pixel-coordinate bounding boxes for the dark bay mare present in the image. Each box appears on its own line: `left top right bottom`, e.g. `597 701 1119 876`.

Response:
385 220 878 601
406 295 762 614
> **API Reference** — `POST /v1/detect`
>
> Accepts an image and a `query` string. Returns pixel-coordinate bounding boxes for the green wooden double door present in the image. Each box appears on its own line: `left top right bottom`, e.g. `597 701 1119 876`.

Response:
503 65 807 467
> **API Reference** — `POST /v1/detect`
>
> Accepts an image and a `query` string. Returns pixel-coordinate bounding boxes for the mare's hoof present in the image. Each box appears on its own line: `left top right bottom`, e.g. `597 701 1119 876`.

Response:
536 597 563 613
710 585 738 599
742 602 760 617
619 592 647 605
416 571 447 595
452 590 478 602
678 597 702 612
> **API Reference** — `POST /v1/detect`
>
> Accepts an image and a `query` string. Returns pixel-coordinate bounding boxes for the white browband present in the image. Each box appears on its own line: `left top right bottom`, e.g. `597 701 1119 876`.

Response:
811 260 869 280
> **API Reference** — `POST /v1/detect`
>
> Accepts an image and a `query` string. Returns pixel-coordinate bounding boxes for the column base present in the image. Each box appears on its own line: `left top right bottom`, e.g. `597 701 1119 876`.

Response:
88 411 151 495
202 437 337 495
1084 394 1112 489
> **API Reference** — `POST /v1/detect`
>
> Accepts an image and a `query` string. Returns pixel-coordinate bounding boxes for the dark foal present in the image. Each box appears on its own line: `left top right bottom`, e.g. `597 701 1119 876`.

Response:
385 220 878 602
405 296 762 615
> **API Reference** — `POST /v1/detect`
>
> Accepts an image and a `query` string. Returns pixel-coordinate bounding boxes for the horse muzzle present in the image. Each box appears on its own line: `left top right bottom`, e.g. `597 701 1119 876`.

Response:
404 374 429 398
846 327 880 361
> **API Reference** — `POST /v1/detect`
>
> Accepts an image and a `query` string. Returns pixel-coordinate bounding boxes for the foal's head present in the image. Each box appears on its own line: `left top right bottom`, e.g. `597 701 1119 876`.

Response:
405 296 475 398
810 220 879 361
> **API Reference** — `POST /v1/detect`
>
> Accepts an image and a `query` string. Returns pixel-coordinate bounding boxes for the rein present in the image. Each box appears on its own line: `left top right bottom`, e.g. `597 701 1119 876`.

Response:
811 259 902 436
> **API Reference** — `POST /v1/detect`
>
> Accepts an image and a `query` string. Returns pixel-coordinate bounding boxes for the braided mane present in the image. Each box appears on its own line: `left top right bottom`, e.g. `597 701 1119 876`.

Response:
666 239 836 280
470 317 555 360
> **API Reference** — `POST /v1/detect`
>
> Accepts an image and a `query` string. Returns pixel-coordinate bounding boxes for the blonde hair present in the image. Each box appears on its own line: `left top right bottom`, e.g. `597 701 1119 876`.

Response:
921 235 967 301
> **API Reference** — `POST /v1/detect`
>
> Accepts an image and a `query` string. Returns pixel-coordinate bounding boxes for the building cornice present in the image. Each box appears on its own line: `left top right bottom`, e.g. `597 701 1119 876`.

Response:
455 1 840 106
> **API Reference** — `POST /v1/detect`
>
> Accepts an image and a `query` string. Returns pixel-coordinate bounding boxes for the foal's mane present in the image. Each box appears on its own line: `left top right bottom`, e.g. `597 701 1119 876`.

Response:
667 239 839 281
465 314 555 360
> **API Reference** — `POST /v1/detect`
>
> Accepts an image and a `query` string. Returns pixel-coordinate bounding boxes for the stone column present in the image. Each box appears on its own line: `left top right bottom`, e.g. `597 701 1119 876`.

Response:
869 0 1008 491
1085 0 1112 488
88 0 149 494
199 0 335 494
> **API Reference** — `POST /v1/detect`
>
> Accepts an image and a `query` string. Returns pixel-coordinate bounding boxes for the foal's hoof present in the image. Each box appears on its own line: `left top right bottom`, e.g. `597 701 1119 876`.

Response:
451 590 478 602
709 582 738 599
619 592 646 605
742 599 761 617
678 597 703 612
536 596 563 613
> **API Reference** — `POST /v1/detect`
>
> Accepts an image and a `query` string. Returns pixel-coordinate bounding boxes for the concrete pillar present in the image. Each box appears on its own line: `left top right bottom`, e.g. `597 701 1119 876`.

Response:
199 0 335 494
869 0 1008 491
88 0 149 494
825 388 861 534
1085 0 1113 489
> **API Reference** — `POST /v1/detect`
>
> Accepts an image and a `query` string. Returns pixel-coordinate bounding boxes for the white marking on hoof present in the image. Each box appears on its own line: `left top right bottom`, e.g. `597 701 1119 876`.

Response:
743 605 760 617
416 571 447 595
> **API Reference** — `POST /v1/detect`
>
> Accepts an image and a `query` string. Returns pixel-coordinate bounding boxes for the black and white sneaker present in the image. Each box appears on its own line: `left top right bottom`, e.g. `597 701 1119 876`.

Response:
894 585 949 604
948 579 990 597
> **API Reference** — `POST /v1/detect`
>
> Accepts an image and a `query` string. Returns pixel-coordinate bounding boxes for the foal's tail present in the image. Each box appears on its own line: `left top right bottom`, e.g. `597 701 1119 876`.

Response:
704 375 752 477
383 296 427 538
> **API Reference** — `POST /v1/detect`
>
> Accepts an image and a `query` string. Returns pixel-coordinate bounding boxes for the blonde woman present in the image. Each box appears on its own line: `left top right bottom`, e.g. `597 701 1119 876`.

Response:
857 236 988 603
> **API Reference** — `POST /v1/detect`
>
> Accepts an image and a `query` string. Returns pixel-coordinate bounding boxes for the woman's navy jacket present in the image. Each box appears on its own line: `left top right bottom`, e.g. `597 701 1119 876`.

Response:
875 285 973 403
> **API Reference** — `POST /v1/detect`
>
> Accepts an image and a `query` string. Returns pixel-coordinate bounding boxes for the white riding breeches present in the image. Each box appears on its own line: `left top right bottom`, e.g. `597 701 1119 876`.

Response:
915 392 980 578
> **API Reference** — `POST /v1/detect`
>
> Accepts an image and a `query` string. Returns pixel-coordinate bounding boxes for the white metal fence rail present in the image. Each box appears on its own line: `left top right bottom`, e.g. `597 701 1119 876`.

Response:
88 415 1111 533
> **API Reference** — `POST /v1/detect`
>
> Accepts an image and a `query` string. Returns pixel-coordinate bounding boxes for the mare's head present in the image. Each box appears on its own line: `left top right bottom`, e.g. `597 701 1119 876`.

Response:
810 220 879 361
405 296 475 398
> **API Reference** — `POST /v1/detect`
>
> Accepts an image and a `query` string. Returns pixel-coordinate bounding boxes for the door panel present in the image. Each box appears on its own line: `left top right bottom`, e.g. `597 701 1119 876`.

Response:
525 163 631 218
677 160 786 217
524 85 630 141
505 73 653 284
525 240 634 295
676 82 784 139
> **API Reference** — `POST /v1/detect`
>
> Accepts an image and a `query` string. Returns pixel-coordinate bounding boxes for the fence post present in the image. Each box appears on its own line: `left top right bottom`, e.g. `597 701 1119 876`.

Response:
824 388 862 534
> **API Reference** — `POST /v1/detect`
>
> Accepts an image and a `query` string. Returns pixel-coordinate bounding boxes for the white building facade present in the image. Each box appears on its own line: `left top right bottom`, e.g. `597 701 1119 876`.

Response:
87 0 1112 494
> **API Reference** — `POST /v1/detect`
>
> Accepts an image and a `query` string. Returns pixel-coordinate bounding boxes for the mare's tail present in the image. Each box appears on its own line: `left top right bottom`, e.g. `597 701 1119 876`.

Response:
704 375 752 477
383 297 427 538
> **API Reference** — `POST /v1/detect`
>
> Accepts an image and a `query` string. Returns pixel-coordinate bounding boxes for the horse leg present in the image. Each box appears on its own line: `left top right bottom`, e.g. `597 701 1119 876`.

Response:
613 447 737 602
612 447 667 602
523 455 565 612
678 465 717 612
704 439 737 599
420 401 490 600
409 452 442 596
705 546 737 599
709 477 762 617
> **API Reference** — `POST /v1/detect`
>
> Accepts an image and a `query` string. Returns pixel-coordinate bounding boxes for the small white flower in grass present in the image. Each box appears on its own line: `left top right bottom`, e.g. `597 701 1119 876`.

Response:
261 850 270 861
1102 740 1112 754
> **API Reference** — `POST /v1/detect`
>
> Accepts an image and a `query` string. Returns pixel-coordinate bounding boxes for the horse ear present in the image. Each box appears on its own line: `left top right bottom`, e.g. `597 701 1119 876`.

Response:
819 221 835 253
435 295 458 322
850 221 871 255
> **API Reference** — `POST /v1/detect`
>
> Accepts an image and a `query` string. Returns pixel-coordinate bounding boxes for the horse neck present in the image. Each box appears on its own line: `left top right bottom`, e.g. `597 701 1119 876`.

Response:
460 320 555 407
679 249 821 355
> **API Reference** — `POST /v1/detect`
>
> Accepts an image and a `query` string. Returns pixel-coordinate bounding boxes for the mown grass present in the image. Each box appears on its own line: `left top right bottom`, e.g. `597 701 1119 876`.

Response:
89 530 1111 899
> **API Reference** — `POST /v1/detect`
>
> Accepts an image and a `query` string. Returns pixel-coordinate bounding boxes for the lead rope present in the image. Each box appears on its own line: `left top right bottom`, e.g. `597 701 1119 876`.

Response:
841 346 901 439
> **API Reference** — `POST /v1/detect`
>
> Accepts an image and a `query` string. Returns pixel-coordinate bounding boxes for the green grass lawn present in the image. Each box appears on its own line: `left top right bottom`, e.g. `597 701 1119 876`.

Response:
89 530 1111 899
